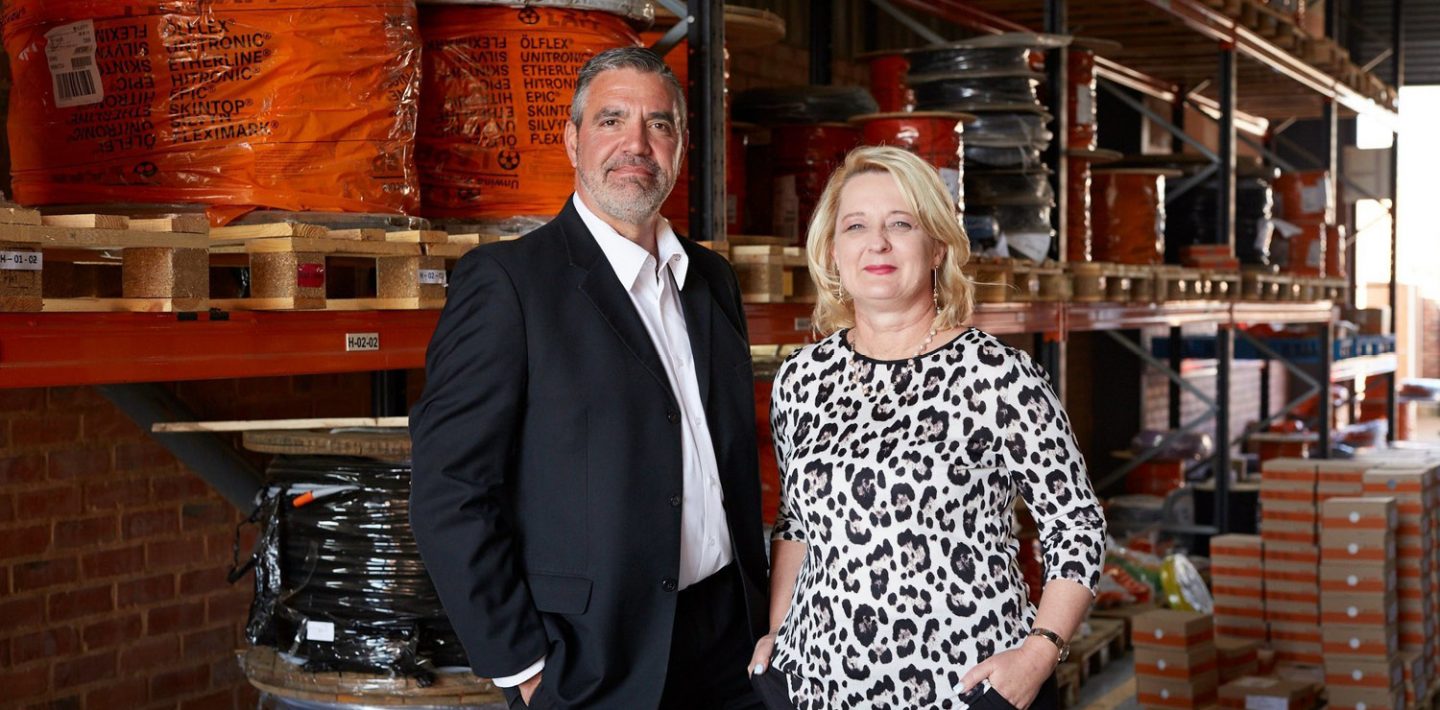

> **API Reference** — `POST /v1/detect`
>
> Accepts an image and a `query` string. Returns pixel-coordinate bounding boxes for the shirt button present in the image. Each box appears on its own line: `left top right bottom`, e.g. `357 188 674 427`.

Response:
666 410 680 423
669 494 681 508
661 577 678 592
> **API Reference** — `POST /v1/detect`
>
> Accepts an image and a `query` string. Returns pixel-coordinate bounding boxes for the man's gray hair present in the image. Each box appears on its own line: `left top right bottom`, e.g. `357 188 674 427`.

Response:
571 46 687 132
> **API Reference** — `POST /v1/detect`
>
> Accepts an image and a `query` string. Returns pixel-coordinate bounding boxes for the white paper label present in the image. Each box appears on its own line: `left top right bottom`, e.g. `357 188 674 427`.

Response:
1352 669 1364 681
772 175 799 240
1007 232 1052 262
1157 659 1168 671
0 250 43 271
1247 696 1290 710
345 332 380 352
1349 511 1361 523
306 620 335 643
1154 628 1165 640
1356 703 1367 710
45 20 103 108
1075 84 1096 126
1160 689 1170 700
725 195 738 227
1307 239 1322 267
418 269 447 286
1300 181 1329 215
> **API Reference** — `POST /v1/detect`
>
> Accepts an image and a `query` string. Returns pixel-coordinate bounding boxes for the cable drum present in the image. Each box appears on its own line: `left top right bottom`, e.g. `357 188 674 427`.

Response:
960 112 1053 149
234 435 501 708
908 72 1044 110
905 46 1034 76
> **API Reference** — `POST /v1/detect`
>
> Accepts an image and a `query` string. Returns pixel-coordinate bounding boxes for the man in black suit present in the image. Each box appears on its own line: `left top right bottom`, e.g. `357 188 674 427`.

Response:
409 47 768 709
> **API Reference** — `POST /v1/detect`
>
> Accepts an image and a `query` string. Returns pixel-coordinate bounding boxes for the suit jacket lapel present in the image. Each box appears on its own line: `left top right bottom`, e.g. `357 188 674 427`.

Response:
678 267 715 411
560 201 677 406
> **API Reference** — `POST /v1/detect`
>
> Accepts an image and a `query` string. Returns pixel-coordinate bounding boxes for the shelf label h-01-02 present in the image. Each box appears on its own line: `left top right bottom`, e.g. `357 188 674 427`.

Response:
0 250 43 271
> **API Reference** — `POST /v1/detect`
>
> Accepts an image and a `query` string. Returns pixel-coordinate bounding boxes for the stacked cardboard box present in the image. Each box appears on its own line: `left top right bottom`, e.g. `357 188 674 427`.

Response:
1260 458 1321 664
1362 465 1435 682
1209 534 1266 643
1215 637 1261 683
1217 676 1321 710
1320 496 1402 710
1133 610 1219 710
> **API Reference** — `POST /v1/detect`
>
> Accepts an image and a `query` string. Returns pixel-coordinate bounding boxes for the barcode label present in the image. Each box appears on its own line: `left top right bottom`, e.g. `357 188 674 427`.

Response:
0 251 44 271
418 269 447 286
45 20 103 108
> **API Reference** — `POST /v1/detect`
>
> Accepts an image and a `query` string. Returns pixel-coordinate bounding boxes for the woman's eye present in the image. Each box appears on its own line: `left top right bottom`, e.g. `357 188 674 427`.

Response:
843 223 865 232
888 221 913 231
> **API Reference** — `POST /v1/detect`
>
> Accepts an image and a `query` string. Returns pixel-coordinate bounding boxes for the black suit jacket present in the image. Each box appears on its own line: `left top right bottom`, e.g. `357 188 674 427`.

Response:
409 199 769 709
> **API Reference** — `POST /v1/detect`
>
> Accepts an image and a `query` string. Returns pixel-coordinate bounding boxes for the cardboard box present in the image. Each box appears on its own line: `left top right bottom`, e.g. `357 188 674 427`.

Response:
1325 656 1403 689
1263 541 1319 565
1363 468 1430 498
1320 529 1396 564
1217 676 1320 710
1321 496 1396 531
1321 622 1400 658
1216 637 1261 684
1326 685 1404 710
1135 644 1219 680
1320 589 1398 625
1211 534 1264 559
1212 594 1265 615
1214 614 1268 641
1136 672 1219 709
1319 562 1396 593
1133 610 1214 649
1399 649 1427 703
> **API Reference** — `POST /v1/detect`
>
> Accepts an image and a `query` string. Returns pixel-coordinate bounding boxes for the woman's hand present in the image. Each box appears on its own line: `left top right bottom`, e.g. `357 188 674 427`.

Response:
749 633 778 677
959 638 1059 709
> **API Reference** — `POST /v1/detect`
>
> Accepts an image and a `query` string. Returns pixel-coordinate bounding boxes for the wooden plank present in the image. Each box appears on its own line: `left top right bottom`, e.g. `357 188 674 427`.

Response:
210 222 329 240
0 207 44 225
236 237 420 257
41 214 130 230
128 215 210 234
424 243 475 259
384 229 447 244
40 297 203 313
154 417 408 433
322 228 385 242
0 224 209 249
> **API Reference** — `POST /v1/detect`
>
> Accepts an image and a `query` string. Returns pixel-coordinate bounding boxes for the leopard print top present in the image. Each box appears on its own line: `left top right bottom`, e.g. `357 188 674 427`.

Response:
768 328 1105 709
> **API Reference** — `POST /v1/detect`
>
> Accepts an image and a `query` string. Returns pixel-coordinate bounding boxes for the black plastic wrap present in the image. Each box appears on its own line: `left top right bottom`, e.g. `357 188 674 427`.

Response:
965 144 1045 170
967 203 1053 234
906 47 1032 75
963 213 1002 253
909 74 1043 110
234 455 466 682
964 169 1055 206
1166 176 1274 265
958 111 1053 149
733 85 879 125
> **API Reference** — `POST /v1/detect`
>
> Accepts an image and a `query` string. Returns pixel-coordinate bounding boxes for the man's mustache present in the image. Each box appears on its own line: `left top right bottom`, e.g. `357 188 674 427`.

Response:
605 155 663 177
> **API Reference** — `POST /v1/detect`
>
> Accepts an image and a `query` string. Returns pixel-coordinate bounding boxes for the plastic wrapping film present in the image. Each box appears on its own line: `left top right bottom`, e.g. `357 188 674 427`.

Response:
965 144 1043 170
416 5 640 221
1091 170 1165 265
964 170 1053 206
259 693 502 710
1066 48 1097 151
905 47 1033 76
733 85 878 125
2 0 420 225
908 73 1044 110
235 455 466 683
1166 176 1274 266
1066 158 1092 261
960 111 1052 149
1273 169 1333 223
864 52 913 113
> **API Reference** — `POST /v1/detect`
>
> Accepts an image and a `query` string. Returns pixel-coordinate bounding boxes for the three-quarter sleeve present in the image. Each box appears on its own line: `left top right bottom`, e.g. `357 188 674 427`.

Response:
769 359 807 544
999 350 1106 595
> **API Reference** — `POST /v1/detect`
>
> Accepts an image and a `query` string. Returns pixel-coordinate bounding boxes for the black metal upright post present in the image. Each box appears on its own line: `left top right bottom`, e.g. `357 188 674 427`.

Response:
1171 85 1187 154
689 0 726 243
1045 0 1067 259
1217 46 1237 253
1319 322 1333 457
1319 96 1339 458
809 0 832 86
1385 0 1403 442
1215 326 1232 533
1169 326 1183 430
371 371 408 417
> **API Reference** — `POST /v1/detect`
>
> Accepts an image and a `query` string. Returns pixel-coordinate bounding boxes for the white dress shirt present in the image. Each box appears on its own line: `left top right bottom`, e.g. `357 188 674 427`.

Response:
493 196 735 688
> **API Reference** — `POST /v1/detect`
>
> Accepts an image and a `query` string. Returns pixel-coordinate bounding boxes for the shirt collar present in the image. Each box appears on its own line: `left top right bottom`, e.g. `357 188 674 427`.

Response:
573 193 689 291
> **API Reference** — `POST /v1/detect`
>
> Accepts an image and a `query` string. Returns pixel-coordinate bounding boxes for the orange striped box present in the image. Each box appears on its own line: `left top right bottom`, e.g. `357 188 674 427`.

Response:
1319 562 1396 593
1399 649 1426 705
1214 613 1267 642
1320 590 1398 626
1327 685 1405 710
1210 534 1263 559
1133 610 1214 650
1216 637 1261 684
1212 594 1264 615
1135 644 1219 681
1325 656 1403 689
1136 673 1219 710
1319 530 1395 564
1262 541 1319 564
1218 676 1319 710
1321 622 1399 658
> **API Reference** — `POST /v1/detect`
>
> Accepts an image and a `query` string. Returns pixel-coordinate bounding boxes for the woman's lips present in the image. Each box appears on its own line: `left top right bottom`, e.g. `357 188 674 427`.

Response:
863 265 897 274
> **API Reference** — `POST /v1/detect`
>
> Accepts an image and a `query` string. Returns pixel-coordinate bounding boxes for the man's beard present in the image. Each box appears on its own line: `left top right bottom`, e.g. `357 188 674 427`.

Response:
579 153 675 225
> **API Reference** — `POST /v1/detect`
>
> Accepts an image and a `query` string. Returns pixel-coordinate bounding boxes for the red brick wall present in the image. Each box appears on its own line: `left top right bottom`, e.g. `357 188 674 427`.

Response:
1 373 378 709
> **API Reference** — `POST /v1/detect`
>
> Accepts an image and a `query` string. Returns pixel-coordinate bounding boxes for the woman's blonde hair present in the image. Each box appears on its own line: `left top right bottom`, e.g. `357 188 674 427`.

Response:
805 145 975 335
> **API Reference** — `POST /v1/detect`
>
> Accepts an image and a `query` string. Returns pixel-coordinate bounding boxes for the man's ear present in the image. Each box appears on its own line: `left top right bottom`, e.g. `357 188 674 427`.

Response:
564 120 579 168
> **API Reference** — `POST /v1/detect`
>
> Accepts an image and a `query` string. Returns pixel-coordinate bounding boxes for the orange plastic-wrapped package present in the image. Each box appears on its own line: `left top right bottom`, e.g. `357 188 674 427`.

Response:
417 4 642 224
1274 169 1333 223
1067 47 1097 151
1092 168 1167 265
3 0 420 223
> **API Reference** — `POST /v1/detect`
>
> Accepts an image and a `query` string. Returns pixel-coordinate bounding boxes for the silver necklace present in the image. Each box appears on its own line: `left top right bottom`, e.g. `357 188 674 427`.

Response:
848 326 939 396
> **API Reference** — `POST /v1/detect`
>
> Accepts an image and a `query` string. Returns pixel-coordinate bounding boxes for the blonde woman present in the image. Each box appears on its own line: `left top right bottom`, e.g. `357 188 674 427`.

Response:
747 146 1105 710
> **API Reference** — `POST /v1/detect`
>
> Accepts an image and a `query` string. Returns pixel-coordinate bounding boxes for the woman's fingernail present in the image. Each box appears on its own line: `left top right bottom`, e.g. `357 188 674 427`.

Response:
957 683 966 693
753 663 766 675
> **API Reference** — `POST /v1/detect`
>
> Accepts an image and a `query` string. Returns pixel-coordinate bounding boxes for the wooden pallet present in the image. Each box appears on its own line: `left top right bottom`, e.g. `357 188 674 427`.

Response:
730 243 814 304
1068 262 1137 303
1151 266 1210 303
0 209 210 312
1203 269 1242 301
1241 267 1290 301
1090 603 1159 651
209 223 447 310
1063 617 1127 686
240 646 504 705
1056 661 1082 709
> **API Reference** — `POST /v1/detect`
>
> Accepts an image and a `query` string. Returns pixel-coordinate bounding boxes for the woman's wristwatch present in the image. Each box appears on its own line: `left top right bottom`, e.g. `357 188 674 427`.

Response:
1028 627 1070 662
